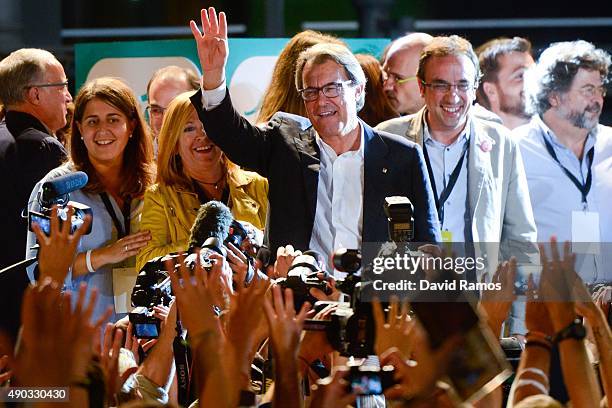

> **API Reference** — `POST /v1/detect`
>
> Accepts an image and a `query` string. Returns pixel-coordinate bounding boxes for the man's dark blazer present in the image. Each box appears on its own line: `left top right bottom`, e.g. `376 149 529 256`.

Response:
0 110 67 341
0 111 67 269
191 90 441 256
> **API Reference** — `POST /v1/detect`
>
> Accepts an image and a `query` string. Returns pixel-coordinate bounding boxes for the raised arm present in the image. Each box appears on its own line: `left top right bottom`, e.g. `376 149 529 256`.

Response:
190 7 228 90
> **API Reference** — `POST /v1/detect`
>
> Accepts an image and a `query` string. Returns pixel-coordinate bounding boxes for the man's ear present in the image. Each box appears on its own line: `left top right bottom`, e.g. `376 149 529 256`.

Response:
482 82 498 105
24 87 41 106
548 92 560 108
417 78 426 98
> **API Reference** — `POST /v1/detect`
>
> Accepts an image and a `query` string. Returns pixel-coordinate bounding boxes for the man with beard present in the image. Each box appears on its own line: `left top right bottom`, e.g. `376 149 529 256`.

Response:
476 37 534 129
377 36 537 290
515 40 612 284
382 32 433 115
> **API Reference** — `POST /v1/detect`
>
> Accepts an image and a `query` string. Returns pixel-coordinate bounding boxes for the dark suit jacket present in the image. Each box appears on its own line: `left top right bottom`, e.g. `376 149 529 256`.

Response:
0 111 67 269
191 90 441 256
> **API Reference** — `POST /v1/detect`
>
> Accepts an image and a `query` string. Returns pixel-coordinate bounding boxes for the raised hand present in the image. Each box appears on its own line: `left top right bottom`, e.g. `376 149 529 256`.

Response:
32 205 92 284
190 7 228 89
479 258 517 335
372 297 412 356
263 285 310 358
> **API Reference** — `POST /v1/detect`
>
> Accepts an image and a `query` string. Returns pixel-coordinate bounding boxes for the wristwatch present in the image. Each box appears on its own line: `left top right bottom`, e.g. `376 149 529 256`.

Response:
552 318 586 344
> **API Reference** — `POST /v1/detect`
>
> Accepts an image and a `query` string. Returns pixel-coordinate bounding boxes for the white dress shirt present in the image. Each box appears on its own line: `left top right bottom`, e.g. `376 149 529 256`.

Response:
516 115 612 283
308 126 365 276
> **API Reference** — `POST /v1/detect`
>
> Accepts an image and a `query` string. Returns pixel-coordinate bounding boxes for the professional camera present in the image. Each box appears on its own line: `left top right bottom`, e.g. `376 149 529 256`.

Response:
276 251 331 311
27 171 93 236
130 237 224 338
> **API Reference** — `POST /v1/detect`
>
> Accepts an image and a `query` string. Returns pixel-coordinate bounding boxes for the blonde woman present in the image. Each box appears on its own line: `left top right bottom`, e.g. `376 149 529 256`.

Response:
136 91 268 270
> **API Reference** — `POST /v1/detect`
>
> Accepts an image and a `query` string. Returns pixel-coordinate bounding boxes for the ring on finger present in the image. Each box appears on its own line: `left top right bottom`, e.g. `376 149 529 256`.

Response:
125 245 129 252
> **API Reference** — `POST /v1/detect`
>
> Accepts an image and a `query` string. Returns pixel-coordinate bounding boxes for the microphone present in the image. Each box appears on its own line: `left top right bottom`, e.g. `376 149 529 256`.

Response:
188 201 233 251
40 171 88 206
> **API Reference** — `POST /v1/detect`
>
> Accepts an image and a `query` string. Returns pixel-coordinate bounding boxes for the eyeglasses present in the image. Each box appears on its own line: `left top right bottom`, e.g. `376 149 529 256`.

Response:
577 85 607 98
298 80 353 101
421 80 475 93
383 72 417 85
146 104 167 117
25 81 69 89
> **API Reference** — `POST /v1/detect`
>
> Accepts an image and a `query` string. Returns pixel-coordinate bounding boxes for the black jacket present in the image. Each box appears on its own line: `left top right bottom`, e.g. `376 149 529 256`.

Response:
0 111 67 269
191 90 441 257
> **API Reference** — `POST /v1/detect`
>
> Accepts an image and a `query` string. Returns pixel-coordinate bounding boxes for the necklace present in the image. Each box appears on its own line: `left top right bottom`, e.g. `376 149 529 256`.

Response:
197 170 226 191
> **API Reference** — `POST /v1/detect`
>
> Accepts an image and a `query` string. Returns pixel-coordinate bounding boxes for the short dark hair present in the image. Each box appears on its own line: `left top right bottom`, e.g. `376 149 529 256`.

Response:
525 40 611 116
417 35 481 85
476 37 532 109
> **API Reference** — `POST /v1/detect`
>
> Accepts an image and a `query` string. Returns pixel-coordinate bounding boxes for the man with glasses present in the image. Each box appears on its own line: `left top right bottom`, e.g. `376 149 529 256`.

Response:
377 36 537 310
188 8 440 271
0 48 72 270
382 32 433 116
516 40 612 284
146 65 200 154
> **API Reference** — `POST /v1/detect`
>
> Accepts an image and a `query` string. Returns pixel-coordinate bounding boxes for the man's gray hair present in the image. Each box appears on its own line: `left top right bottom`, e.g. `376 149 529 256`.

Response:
295 43 367 111
524 40 611 116
0 48 59 107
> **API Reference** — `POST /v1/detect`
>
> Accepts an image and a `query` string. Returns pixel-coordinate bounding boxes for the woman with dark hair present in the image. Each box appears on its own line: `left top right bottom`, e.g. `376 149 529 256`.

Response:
26 77 155 322
355 53 399 126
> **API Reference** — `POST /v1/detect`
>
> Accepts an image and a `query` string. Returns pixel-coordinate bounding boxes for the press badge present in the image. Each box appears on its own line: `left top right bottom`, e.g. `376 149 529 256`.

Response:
571 211 601 254
113 267 138 313
441 230 453 243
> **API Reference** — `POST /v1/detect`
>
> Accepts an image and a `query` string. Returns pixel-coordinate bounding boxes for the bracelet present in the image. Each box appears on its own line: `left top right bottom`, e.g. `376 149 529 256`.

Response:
526 331 553 344
85 249 96 273
525 340 552 352
515 379 548 394
521 367 549 385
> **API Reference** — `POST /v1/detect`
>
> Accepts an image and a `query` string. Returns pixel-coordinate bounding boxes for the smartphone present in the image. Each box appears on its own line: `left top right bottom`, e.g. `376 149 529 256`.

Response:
28 211 52 236
132 322 160 339
348 369 383 395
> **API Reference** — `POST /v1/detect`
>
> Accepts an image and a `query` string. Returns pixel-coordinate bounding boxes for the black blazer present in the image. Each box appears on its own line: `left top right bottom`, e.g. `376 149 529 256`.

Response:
191 90 441 256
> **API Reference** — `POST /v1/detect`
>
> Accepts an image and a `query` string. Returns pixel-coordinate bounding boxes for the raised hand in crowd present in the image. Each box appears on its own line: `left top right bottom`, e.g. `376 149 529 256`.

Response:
31 204 92 284
99 323 124 405
167 252 233 407
511 274 554 405
298 303 336 376
226 271 270 391
539 237 602 408
479 257 517 336
379 326 460 403
190 6 228 89
263 285 310 407
372 297 413 357
309 367 356 408
272 244 302 279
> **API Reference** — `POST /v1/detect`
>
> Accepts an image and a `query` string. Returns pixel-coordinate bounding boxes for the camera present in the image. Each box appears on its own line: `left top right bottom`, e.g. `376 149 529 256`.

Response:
276 252 331 311
130 237 228 338
129 306 162 339
28 201 92 236
28 171 93 237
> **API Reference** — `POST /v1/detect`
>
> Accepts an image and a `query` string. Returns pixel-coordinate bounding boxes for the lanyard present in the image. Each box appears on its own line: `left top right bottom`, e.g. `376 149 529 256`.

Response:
542 135 594 207
100 192 131 238
423 140 469 226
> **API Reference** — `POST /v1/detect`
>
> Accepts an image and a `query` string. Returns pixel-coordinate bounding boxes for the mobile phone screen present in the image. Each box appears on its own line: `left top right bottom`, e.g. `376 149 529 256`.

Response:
29 212 51 236
350 372 383 395
133 323 159 339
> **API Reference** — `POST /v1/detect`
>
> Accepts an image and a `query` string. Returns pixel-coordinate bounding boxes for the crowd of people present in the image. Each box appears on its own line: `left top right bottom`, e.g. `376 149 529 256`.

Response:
0 5 610 407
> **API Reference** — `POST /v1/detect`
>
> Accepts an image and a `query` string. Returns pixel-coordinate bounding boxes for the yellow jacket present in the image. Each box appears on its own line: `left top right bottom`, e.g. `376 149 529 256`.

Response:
136 169 268 271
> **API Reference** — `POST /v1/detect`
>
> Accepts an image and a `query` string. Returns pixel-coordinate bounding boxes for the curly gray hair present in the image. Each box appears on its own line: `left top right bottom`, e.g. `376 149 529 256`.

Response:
524 40 611 116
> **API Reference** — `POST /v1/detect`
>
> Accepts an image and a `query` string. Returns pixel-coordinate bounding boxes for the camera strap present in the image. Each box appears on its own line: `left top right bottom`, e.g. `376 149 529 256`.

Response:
100 192 131 237
173 318 192 407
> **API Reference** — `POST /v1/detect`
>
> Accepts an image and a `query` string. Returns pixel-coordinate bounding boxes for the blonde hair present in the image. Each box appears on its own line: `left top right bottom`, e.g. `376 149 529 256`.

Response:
256 30 345 124
156 91 236 189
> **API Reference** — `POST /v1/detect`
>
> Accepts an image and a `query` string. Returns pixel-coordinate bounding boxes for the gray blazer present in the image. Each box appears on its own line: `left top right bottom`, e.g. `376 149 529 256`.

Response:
377 108 538 278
